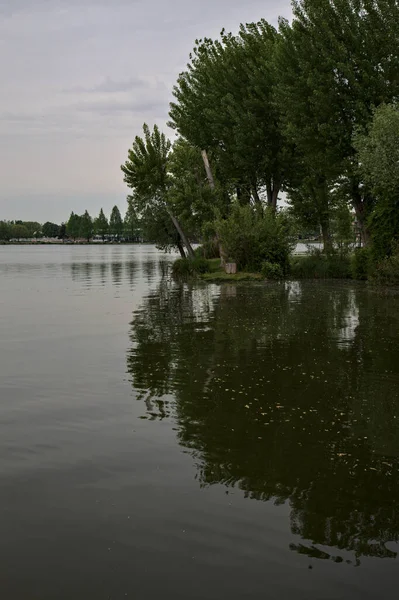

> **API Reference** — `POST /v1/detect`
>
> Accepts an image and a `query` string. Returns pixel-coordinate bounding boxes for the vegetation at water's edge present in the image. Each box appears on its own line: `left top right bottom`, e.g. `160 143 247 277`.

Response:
118 2 399 286
172 244 399 285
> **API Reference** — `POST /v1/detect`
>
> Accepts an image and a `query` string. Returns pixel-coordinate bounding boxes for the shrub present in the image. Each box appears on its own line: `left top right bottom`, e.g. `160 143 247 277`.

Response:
291 249 351 279
351 246 370 280
215 205 295 273
369 243 399 286
172 257 210 278
261 261 284 280
194 238 220 259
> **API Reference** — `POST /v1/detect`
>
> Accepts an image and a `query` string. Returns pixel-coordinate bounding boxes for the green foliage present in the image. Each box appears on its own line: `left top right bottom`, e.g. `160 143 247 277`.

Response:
20 221 41 237
79 210 93 242
124 199 140 241
291 250 351 280
277 1 399 248
66 212 81 240
351 247 371 281
42 222 60 238
167 138 215 235
215 205 295 273
194 239 220 259
109 206 123 240
11 224 29 240
0 221 12 241
121 124 194 255
0 220 41 240
94 208 109 241
169 20 288 208
261 261 284 280
369 243 399 287
121 124 171 201
331 202 355 253
172 257 210 278
354 104 399 259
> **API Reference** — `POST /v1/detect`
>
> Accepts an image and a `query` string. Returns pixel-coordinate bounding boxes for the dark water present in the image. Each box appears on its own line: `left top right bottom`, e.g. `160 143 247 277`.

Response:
1 246 399 599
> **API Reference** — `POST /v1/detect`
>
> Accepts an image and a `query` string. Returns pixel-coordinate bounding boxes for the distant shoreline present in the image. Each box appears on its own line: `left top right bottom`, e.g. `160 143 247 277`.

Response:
0 241 150 246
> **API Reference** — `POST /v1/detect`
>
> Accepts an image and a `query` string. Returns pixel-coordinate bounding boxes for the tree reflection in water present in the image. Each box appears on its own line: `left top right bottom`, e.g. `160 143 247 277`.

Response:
127 279 399 564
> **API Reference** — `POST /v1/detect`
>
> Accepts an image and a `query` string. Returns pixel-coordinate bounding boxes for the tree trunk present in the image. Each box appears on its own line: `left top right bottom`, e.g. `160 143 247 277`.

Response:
266 181 272 206
320 216 332 253
169 213 195 258
201 149 216 190
271 184 280 210
266 180 280 209
237 183 251 206
201 148 226 266
252 184 261 206
177 239 186 259
351 183 371 247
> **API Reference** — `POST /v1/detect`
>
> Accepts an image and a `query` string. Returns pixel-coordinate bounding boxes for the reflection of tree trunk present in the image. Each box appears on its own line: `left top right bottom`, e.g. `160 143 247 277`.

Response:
177 239 186 259
169 213 194 258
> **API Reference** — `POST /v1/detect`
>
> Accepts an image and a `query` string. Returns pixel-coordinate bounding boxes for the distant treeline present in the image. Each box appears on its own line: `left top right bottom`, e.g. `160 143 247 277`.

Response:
0 205 141 242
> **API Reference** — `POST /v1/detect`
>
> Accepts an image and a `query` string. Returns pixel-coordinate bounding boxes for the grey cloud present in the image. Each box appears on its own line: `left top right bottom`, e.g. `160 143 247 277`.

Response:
0 0 140 16
66 76 167 94
73 98 167 116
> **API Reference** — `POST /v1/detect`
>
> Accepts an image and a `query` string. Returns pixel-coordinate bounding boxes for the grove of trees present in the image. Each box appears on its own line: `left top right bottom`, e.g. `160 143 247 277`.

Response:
121 0 399 280
0 205 136 244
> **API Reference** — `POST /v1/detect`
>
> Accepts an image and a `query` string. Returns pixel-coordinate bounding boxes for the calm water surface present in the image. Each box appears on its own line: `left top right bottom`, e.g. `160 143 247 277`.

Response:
1 245 399 599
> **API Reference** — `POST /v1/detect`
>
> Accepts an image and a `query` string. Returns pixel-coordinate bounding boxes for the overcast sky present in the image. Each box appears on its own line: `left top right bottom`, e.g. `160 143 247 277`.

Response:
0 0 292 223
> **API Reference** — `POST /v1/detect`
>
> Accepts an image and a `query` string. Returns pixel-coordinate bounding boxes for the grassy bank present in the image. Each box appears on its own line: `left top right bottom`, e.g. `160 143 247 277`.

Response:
173 248 399 287
201 258 263 282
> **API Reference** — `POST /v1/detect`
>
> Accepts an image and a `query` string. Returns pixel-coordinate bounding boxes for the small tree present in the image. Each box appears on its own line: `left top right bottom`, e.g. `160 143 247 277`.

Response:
42 222 61 238
66 212 81 241
94 208 109 242
109 205 123 241
215 205 295 273
79 210 93 242
121 124 195 257
0 221 11 241
124 199 140 241
59 223 66 242
11 224 29 241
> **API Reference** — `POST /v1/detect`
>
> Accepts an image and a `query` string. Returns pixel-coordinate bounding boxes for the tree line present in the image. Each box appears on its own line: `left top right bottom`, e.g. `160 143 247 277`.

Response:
0 205 141 242
121 0 399 279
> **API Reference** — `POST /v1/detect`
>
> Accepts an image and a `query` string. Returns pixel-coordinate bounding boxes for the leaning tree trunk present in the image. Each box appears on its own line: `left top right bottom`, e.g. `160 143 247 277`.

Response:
176 239 186 259
201 149 227 265
169 213 194 258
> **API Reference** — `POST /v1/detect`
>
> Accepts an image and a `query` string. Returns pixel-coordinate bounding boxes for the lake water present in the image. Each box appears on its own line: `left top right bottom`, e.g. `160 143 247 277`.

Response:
1 245 399 599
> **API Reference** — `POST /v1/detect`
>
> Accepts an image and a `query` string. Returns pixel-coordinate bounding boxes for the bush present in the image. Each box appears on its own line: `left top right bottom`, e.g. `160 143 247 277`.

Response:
351 246 370 280
172 257 210 277
369 243 399 286
291 249 351 279
215 205 295 273
261 261 284 280
194 238 220 259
